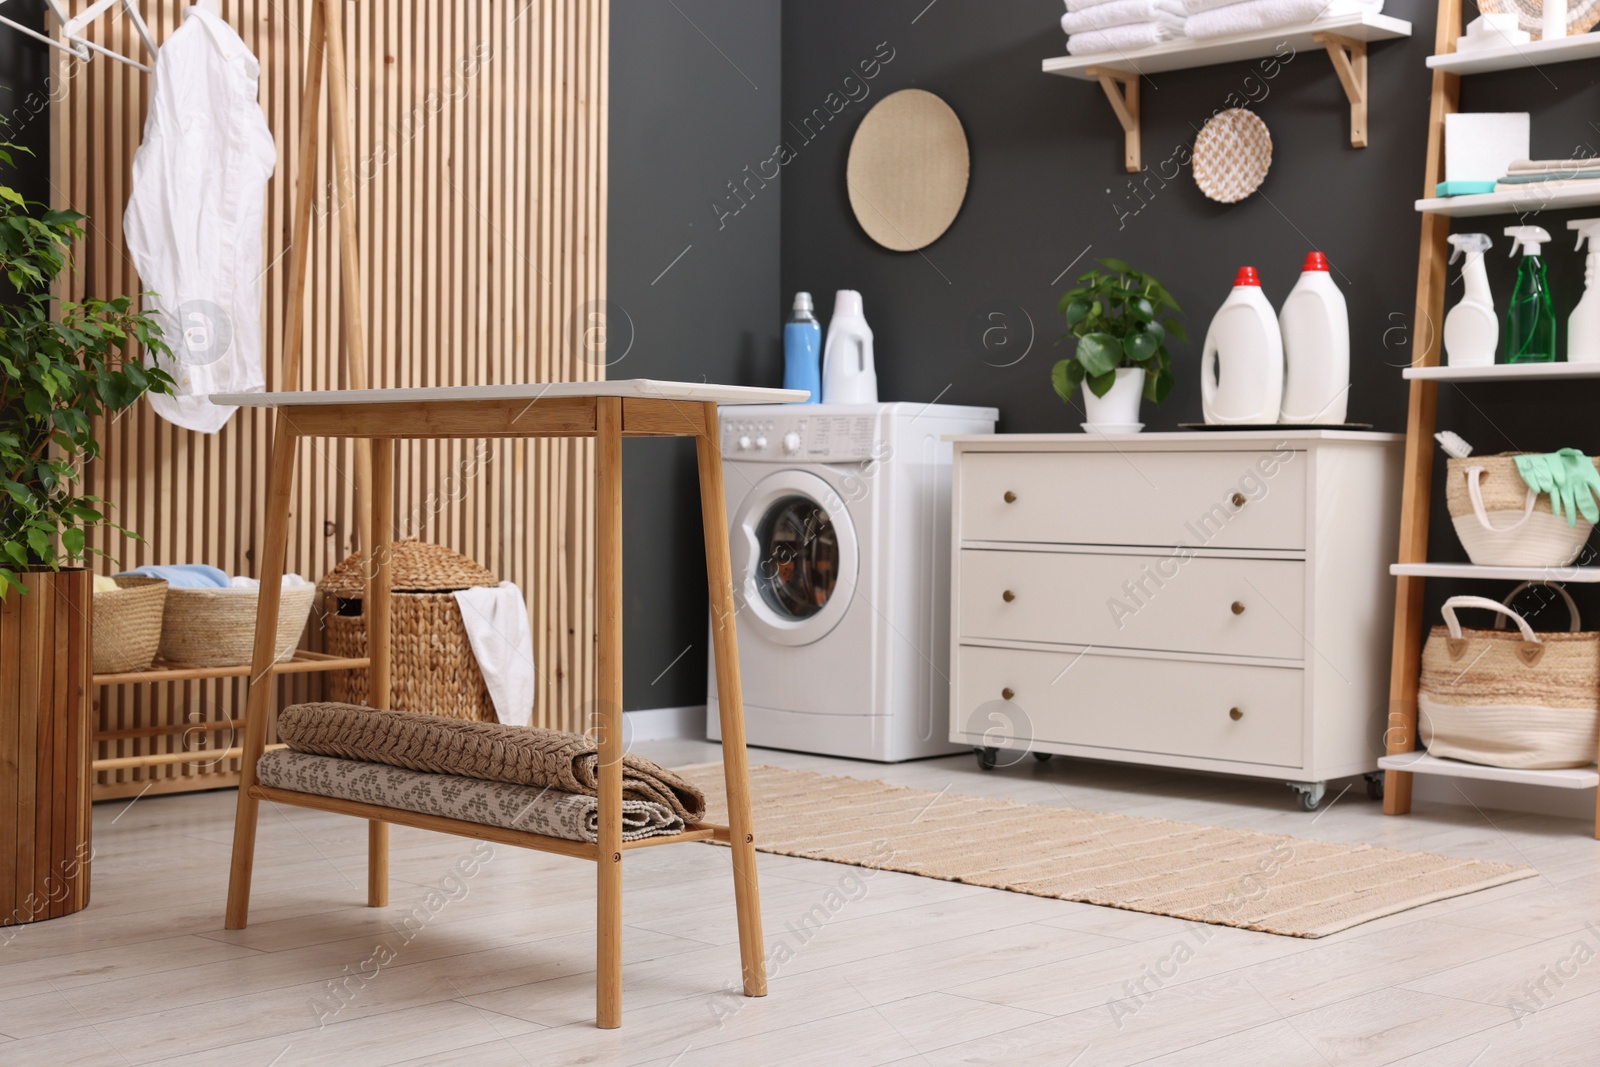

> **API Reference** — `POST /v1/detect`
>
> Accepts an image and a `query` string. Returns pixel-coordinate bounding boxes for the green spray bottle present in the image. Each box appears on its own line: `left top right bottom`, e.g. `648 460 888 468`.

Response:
1504 225 1556 363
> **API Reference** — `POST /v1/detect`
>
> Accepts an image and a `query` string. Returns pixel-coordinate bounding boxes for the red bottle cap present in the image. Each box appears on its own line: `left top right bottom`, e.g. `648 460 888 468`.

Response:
1233 266 1261 287
1302 251 1330 272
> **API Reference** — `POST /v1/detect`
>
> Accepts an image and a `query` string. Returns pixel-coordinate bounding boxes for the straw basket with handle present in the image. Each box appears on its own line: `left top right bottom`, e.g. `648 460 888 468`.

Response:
1445 454 1599 567
317 540 497 722
1419 583 1600 770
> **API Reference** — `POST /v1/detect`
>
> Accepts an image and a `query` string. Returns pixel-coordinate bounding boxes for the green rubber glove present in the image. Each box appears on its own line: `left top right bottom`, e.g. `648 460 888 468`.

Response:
1516 453 1556 499
1559 448 1600 525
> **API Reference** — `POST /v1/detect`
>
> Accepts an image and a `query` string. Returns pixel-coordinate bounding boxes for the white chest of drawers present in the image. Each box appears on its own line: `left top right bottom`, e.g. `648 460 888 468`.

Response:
947 431 1403 808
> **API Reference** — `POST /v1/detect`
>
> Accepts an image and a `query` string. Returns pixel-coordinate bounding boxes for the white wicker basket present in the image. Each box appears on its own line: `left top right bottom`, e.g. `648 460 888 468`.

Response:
1445 456 1595 567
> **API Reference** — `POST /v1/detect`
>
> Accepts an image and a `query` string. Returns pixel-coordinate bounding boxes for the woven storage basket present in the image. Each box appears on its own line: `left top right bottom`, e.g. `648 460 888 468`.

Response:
91 576 168 673
1445 454 1598 567
159 583 316 668
318 540 497 722
1420 584 1600 769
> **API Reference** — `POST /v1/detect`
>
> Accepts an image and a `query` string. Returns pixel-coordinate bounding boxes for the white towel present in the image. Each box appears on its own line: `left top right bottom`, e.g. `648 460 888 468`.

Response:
1184 0 1376 38
1061 0 1185 33
1066 0 1135 12
452 581 536 729
1067 20 1187 54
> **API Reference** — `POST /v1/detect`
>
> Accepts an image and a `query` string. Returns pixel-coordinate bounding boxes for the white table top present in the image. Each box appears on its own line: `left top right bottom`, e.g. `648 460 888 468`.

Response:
211 380 809 407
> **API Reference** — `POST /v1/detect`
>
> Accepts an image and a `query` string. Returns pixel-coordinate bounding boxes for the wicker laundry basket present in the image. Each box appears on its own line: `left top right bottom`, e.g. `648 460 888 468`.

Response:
159 583 317 668
91 576 169 673
317 540 498 722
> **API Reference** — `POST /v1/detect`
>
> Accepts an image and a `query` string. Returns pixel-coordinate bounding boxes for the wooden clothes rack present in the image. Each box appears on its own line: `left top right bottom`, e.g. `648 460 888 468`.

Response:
1380 0 1600 837
222 0 777 1029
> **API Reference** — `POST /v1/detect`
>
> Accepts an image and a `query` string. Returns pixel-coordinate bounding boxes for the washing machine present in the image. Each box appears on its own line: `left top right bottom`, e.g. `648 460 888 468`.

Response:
707 402 997 761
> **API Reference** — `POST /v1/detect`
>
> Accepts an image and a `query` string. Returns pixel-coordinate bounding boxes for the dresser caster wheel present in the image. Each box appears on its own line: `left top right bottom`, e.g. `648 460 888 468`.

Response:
1364 772 1384 801
1288 781 1325 812
976 747 999 771
1033 751 1053 763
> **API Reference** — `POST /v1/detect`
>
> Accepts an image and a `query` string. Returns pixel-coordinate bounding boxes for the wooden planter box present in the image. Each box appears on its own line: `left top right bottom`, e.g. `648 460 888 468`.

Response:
1 568 93 925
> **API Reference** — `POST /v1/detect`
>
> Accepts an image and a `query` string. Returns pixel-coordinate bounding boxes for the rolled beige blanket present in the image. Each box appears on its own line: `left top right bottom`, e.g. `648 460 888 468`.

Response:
275 703 705 822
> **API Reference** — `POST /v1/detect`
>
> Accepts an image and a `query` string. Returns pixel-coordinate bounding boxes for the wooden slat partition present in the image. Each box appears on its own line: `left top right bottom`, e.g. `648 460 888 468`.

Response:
51 0 608 798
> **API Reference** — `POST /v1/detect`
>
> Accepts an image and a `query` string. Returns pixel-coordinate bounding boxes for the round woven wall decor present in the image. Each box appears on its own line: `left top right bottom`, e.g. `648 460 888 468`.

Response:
846 89 969 252
1192 108 1273 205
1478 0 1600 37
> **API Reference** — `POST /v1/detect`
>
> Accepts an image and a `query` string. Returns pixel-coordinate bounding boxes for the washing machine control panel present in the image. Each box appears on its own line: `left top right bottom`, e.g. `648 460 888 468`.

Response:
722 413 879 462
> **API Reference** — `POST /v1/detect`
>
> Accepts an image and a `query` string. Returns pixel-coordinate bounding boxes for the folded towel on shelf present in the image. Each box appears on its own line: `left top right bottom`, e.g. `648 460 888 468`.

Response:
1067 20 1187 53
1506 158 1600 176
1494 176 1600 193
276 703 707 822
1495 170 1600 185
228 573 311 589
1066 0 1137 13
452 581 535 728
116 563 231 587
1185 0 1378 36
1061 0 1184 33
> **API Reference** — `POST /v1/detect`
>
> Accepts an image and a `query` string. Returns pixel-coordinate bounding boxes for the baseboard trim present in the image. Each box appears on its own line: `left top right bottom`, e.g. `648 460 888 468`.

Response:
624 705 707 743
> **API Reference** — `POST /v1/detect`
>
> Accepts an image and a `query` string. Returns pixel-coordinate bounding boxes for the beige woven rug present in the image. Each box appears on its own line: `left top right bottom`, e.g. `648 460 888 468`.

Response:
678 764 1537 938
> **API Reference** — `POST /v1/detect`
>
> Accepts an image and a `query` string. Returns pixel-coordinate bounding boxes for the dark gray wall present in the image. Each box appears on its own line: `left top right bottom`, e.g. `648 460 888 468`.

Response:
0 1 55 213
609 0 781 710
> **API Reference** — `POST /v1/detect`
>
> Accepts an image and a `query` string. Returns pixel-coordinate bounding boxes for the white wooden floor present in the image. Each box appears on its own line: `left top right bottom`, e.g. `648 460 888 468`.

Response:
3 741 1599 1066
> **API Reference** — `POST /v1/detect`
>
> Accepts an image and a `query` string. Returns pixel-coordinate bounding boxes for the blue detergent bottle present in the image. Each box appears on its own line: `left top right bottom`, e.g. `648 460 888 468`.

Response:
783 291 822 403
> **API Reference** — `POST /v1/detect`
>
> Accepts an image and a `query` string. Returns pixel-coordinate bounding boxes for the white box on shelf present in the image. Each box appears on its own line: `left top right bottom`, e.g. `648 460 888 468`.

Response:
1444 112 1530 182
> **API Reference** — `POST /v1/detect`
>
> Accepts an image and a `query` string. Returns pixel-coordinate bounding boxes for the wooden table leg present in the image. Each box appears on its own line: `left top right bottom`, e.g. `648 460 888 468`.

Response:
595 397 625 1028
225 411 299 929
367 439 395 907
695 402 767 999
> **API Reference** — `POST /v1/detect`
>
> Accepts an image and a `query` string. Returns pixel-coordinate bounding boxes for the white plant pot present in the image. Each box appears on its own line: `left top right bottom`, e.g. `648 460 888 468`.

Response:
1083 367 1145 428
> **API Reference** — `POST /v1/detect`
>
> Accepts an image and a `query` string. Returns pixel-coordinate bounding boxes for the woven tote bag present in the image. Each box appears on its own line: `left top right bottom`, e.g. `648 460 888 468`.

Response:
1419 584 1600 769
1445 454 1596 567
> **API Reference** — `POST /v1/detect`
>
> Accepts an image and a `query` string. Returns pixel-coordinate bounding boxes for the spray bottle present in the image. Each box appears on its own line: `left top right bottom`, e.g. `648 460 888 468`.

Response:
1567 218 1600 363
1504 225 1556 363
1443 233 1497 367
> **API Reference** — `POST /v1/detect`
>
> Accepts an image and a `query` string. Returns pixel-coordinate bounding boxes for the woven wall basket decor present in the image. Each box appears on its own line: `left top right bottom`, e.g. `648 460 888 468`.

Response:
846 88 969 252
1193 108 1273 205
1478 0 1600 37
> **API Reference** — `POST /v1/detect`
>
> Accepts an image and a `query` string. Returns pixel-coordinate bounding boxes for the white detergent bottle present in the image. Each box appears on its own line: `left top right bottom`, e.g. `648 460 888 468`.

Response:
1567 218 1600 363
1201 266 1283 425
1278 251 1350 424
821 289 877 404
1443 233 1497 367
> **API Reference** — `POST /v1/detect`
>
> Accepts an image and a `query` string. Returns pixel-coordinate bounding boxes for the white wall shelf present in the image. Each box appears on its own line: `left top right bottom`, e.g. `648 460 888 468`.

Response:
1379 753 1599 789
1390 562 1600 583
1426 32 1600 74
1043 11 1411 172
1402 362 1600 381
1416 182 1600 217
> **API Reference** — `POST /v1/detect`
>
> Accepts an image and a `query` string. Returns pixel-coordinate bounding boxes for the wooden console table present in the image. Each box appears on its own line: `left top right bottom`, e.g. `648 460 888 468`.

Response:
215 379 803 1028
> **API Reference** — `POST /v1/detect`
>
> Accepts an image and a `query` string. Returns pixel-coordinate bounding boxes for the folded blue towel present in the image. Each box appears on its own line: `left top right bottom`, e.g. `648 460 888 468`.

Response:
117 564 231 588
1433 181 1498 197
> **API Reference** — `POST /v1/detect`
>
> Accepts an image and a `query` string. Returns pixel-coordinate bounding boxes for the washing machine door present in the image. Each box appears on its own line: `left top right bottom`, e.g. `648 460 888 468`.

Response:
729 469 859 647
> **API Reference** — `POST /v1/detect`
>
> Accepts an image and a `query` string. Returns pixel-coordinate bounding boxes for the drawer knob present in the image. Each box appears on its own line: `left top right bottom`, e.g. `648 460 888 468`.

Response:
1001 687 1015 701
1231 492 1247 508
1231 600 1245 615
1003 490 1017 504
1229 707 1243 721
1002 589 1016 603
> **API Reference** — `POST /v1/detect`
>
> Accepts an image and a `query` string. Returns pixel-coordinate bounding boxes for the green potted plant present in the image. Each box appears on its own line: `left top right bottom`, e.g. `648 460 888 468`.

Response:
0 140 171 923
1052 258 1185 431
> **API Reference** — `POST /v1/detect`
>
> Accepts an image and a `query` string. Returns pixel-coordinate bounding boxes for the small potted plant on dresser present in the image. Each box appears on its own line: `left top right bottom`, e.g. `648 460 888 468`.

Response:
0 141 171 925
1052 258 1184 432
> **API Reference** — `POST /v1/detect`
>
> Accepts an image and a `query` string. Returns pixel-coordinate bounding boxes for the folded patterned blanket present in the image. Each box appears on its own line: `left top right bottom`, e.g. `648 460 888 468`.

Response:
255 750 686 843
275 703 705 822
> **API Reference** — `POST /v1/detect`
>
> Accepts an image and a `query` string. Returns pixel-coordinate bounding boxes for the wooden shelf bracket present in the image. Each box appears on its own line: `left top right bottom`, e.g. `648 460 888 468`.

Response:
1314 32 1368 148
1086 66 1140 173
